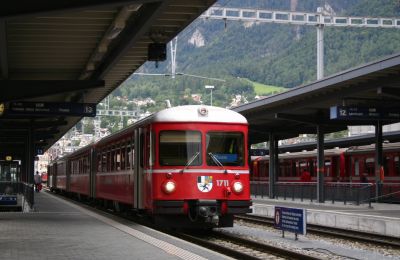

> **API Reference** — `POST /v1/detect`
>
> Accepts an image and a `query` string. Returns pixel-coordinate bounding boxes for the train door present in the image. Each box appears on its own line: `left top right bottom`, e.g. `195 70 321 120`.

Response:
134 128 144 209
90 148 96 199
332 156 340 181
143 127 154 209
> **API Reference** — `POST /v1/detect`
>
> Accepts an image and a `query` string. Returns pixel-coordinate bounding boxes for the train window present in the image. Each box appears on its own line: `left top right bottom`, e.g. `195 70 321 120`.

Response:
126 146 131 170
140 133 144 167
384 156 389 177
71 161 75 175
75 160 78 175
121 146 126 170
299 162 306 176
309 161 314 176
97 154 101 172
291 161 296 177
81 158 84 174
116 148 121 171
365 157 374 176
206 132 244 166
280 161 290 177
159 131 202 166
127 143 133 170
395 156 400 176
149 131 155 167
325 160 331 177
85 156 89 174
259 161 268 178
79 159 82 174
111 148 116 171
107 149 111 172
354 158 359 176
102 153 107 172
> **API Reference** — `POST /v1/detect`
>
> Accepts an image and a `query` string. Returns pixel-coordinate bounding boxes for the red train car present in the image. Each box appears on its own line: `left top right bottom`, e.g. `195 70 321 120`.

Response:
48 105 252 228
250 142 400 184
41 172 48 183
68 146 92 197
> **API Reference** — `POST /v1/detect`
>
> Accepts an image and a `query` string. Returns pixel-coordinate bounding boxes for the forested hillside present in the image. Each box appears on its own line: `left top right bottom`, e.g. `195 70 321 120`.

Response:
115 0 400 111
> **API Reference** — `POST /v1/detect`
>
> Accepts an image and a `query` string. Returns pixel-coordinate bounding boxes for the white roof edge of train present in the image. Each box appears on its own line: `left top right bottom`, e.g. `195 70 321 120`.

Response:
138 105 248 125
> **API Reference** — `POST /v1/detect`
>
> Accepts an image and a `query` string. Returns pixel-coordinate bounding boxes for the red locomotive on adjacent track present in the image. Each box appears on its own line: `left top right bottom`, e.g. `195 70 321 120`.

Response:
48 105 252 228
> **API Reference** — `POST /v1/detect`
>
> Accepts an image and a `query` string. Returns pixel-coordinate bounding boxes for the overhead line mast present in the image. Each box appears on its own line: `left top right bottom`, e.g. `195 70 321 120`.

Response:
200 6 400 80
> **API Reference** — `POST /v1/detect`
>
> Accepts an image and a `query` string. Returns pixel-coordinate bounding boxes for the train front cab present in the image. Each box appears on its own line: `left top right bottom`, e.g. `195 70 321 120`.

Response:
143 121 252 228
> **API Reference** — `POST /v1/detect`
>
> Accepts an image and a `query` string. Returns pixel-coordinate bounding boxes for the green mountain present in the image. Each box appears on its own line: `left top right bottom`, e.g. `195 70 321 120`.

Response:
115 0 400 110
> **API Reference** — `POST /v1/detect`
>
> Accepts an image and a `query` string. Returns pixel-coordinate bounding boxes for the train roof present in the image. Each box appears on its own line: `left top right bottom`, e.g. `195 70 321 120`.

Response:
346 142 400 154
74 105 249 151
137 105 248 125
252 147 346 161
251 142 400 161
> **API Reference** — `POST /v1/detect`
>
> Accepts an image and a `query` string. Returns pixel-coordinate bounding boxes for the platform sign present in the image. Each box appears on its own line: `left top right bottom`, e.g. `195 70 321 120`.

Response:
330 106 400 120
0 195 17 205
8 102 96 117
274 206 306 236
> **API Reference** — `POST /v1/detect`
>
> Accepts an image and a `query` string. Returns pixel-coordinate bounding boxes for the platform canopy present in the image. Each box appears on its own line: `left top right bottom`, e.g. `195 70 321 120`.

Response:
0 0 216 158
233 53 400 144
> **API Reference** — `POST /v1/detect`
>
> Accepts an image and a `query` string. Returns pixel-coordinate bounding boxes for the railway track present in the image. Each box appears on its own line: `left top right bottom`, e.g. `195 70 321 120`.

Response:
235 214 400 249
170 230 320 260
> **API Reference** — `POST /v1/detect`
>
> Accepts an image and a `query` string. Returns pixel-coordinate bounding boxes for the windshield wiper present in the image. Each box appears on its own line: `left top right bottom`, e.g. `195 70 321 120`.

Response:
180 152 200 173
208 152 228 174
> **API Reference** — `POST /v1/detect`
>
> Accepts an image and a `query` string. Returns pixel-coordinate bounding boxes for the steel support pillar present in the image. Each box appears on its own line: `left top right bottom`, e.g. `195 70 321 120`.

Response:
27 127 34 184
375 121 383 199
316 24 324 80
317 125 325 203
268 133 276 199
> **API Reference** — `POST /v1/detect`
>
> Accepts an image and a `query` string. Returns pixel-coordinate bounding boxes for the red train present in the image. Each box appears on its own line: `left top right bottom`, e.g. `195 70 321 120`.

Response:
250 142 400 183
41 172 48 183
48 105 252 228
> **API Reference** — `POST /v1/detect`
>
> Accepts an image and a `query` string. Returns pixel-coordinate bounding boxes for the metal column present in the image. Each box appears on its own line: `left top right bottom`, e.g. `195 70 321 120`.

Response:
316 24 324 80
375 121 383 199
268 133 276 199
317 125 325 203
26 127 35 184
29 127 35 184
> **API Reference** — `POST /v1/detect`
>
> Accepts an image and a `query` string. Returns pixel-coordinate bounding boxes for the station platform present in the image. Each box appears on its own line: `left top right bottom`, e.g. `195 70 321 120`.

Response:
251 196 400 238
0 191 229 260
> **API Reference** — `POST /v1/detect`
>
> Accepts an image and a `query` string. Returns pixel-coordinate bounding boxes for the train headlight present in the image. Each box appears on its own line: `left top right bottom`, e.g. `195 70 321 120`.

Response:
232 181 243 194
163 180 176 194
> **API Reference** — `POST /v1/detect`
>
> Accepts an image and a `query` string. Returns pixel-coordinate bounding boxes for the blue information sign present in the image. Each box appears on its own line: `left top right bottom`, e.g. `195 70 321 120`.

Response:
0 195 17 205
8 102 96 117
330 106 400 120
274 206 306 235
214 154 238 163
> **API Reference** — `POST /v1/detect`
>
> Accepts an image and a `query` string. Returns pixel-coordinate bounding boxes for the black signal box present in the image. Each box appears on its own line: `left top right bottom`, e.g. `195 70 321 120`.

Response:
148 43 166 61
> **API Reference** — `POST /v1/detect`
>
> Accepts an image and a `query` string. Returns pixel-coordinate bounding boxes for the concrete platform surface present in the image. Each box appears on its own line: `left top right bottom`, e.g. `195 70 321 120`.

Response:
0 191 230 260
252 196 400 238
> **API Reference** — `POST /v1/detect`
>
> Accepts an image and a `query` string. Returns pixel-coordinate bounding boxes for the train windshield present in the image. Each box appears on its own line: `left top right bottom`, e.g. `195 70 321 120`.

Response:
159 130 202 166
206 132 244 166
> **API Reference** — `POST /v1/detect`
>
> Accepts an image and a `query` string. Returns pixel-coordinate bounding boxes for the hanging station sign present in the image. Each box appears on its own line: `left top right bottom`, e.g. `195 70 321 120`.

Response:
7 102 96 117
330 106 400 120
